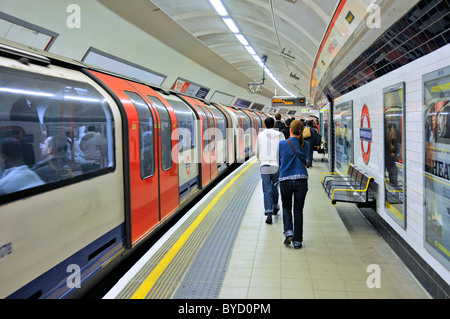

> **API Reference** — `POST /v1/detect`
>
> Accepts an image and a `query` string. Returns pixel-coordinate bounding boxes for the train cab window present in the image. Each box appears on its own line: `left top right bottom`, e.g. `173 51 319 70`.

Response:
168 100 195 151
0 67 114 198
147 96 172 171
124 91 155 179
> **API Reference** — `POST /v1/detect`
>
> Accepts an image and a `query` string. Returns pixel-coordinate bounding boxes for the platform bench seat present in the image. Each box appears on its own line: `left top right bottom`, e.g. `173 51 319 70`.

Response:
320 164 376 207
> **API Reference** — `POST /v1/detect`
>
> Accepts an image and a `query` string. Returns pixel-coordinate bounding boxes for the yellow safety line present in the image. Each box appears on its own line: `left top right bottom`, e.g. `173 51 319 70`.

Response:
131 159 257 299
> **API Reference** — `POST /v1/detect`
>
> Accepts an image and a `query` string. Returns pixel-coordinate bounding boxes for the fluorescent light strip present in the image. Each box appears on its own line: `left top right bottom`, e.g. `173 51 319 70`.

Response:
209 0 295 97
222 18 240 33
209 0 228 16
244 45 256 55
234 33 249 46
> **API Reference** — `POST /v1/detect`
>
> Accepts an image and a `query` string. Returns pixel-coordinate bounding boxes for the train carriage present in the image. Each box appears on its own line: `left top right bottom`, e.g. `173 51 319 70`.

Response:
0 43 242 299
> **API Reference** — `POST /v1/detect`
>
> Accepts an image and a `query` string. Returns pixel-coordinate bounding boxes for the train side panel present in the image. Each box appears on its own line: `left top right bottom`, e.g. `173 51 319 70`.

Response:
0 60 124 298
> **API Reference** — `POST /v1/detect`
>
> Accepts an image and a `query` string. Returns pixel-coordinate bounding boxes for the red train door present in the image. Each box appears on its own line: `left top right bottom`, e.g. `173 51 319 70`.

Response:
197 103 218 181
88 70 160 246
213 103 234 165
127 82 179 221
180 96 217 188
228 107 245 161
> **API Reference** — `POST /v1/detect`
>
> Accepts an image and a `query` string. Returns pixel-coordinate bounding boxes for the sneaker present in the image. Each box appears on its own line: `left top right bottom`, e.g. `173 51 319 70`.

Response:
265 213 272 224
273 205 280 215
293 241 303 249
284 236 293 245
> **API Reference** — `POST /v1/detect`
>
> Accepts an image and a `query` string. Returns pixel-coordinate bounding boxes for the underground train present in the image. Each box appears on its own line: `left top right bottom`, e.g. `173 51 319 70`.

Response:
0 42 287 299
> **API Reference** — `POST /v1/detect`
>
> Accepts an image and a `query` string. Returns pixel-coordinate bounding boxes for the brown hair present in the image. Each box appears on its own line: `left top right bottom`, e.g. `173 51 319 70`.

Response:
290 120 304 149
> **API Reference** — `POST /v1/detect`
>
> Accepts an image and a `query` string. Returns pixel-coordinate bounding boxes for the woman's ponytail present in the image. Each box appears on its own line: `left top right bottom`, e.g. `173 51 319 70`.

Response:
290 120 305 149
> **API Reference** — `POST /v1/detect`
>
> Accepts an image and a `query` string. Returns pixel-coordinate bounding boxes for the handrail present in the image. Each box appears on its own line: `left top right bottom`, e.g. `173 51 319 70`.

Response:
320 163 352 183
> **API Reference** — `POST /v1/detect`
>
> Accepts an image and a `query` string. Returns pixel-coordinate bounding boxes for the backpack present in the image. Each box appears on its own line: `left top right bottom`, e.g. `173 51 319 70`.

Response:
302 126 311 138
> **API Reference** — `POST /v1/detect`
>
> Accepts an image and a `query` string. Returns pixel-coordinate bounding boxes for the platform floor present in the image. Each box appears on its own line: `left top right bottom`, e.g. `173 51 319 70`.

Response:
104 156 431 299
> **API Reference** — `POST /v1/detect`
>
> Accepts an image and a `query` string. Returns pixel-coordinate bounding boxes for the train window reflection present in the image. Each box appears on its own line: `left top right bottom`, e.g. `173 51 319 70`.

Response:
148 96 172 171
125 91 155 179
167 100 195 151
0 67 114 198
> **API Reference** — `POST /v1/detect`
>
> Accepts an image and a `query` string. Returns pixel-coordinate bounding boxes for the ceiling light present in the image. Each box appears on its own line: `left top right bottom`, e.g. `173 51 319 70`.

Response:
234 33 249 46
209 0 296 97
222 18 239 33
244 45 256 55
209 0 228 16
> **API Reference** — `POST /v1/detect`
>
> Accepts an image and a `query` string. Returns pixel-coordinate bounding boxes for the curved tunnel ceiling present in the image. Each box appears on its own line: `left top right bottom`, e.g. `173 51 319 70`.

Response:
99 0 419 105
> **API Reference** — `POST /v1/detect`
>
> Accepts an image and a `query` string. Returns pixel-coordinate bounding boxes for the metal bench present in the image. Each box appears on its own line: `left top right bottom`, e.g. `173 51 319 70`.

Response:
320 164 376 207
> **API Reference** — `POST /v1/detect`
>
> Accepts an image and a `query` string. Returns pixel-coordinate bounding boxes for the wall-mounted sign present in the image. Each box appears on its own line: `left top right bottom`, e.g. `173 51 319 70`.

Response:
360 104 372 165
423 66 450 269
272 97 305 106
172 78 210 99
335 101 354 172
234 98 251 108
383 82 406 229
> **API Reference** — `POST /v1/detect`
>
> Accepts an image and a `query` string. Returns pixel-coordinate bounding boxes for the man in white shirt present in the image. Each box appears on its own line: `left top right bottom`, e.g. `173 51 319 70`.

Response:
255 117 285 224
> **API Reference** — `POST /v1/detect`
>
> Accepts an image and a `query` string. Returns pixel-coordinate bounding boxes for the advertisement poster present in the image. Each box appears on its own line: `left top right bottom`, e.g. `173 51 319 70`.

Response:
334 101 353 171
383 82 406 228
423 66 450 269
171 78 210 99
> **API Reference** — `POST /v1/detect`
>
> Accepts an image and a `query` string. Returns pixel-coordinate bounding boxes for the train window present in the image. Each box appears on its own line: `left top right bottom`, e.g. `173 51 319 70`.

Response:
196 105 208 146
0 67 114 198
147 96 172 171
239 110 250 132
197 104 215 152
167 100 195 151
124 91 155 179
210 108 226 141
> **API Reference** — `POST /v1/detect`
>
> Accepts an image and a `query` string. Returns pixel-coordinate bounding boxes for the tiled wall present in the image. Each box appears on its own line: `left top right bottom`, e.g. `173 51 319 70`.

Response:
333 43 450 298
321 0 450 297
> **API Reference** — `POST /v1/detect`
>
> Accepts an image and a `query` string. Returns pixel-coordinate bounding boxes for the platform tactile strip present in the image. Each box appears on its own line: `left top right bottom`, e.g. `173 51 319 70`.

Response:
114 161 259 299
173 167 260 298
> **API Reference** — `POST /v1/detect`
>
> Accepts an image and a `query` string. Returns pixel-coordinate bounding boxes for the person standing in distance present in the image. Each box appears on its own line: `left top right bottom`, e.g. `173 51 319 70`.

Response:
256 117 285 224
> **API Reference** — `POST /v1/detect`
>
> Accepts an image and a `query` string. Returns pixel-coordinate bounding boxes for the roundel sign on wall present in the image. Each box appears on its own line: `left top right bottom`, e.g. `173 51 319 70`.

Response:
360 104 372 165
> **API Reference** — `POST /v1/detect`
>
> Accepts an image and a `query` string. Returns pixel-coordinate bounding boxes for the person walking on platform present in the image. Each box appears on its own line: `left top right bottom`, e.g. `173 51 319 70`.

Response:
281 118 292 140
256 117 285 224
303 120 318 167
278 120 309 248
274 113 285 131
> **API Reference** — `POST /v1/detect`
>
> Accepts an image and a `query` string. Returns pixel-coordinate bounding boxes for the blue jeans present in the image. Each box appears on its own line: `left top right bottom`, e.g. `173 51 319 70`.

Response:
280 179 308 243
261 170 280 215
305 139 314 165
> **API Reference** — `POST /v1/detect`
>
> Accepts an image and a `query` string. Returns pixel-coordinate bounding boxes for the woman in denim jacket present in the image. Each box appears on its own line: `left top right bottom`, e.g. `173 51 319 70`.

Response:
278 120 310 249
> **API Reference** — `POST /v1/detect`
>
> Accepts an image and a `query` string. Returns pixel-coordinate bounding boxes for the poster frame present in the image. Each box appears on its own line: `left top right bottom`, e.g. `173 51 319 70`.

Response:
383 82 406 229
334 100 354 172
422 66 450 270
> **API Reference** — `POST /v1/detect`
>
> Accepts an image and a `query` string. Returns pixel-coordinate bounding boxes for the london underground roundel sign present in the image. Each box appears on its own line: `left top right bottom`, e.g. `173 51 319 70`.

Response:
360 104 372 165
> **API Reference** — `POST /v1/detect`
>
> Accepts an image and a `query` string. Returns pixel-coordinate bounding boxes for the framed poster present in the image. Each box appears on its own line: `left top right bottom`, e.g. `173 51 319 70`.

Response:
423 66 450 269
334 101 353 171
383 82 406 228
